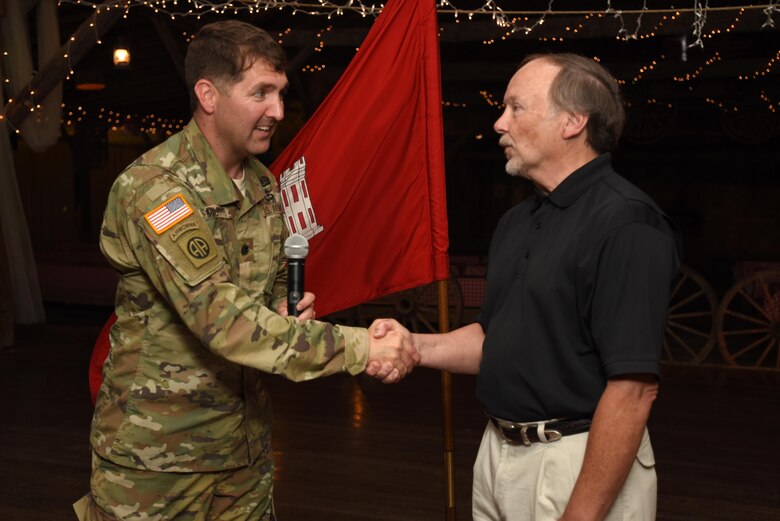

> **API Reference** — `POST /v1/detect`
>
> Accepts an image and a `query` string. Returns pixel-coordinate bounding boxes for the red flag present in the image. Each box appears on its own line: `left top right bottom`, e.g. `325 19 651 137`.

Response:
89 312 116 405
270 0 449 317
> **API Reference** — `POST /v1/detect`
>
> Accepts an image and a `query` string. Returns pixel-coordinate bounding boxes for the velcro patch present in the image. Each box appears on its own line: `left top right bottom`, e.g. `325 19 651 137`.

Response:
202 206 232 220
262 203 283 217
176 229 219 268
144 194 194 234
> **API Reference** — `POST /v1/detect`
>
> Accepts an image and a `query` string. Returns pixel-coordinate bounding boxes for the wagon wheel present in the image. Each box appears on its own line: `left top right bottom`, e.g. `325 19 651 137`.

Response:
720 106 780 144
622 86 678 145
356 271 463 333
663 265 718 365
718 82 780 145
716 268 780 369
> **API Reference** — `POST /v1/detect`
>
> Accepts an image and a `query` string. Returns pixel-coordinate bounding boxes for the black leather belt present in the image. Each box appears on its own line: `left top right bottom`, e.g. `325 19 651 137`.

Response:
488 415 592 446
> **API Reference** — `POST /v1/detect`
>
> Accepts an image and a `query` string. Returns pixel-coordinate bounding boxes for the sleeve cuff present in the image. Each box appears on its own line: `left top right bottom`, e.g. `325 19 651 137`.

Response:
603 359 660 379
338 325 370 375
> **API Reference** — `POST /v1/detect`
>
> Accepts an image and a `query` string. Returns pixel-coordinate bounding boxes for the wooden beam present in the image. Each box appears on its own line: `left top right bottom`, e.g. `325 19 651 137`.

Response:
2 1 129 130
145 12 185 83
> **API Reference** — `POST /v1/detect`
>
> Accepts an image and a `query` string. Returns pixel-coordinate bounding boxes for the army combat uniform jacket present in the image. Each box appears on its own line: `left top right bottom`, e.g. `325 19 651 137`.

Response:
92 120 369 473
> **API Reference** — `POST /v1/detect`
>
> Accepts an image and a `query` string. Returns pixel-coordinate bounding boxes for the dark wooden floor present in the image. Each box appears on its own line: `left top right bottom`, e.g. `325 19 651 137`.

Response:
1 305 779 521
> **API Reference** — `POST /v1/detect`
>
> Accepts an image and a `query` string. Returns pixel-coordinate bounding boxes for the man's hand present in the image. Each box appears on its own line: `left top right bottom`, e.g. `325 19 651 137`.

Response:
276 292 316 321
365 319 419 384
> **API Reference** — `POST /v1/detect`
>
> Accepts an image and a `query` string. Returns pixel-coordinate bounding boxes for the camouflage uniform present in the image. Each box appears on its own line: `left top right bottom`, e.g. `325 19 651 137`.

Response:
89 119 368 519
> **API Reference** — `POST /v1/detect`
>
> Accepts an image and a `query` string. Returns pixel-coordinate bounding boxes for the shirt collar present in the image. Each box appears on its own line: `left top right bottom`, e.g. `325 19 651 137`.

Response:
541 153 613 209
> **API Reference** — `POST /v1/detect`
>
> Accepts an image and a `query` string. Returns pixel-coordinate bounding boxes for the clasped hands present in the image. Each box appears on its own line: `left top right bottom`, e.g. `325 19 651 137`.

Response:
278 295 418 384
365 319 419 384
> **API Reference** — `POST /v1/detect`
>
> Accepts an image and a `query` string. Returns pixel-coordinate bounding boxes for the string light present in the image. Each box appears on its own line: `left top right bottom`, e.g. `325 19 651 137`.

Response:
689 0 710 48
738 50 780 79
607 0 649 41
703 7 745 38
53 1 779 31
60 104 187 137
758 90 777 112
704 96 739 113
2 2 778 134
629 55 667 84
479 90 504 109
634 12 680 40
314 25 333 52
673 52 722 82
277 27 292 44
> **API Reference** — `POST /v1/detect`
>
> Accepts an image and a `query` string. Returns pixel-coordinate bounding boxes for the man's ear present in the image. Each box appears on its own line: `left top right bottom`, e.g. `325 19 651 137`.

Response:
562 111 588 139
194 79 219 114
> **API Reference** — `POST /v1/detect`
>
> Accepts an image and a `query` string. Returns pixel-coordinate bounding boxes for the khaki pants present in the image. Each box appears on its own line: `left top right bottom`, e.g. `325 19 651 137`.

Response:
75 451 275 521
472 421 656 521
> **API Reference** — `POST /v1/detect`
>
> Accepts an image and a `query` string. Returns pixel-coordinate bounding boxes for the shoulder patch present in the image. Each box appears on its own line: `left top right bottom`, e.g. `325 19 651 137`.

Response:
175 229 219 268
144 194 194 234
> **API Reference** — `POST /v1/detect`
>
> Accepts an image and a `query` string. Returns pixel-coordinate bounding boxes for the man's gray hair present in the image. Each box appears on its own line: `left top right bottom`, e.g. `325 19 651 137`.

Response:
521 53 625 153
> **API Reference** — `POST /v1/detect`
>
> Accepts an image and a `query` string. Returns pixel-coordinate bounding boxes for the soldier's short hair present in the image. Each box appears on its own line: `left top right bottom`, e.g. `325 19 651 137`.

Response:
520 53 625 154
185 20 287 112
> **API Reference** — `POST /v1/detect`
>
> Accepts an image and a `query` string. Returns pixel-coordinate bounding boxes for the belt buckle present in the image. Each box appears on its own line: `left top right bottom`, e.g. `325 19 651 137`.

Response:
501 423 532 446
541 427 562 443
502 422 563 445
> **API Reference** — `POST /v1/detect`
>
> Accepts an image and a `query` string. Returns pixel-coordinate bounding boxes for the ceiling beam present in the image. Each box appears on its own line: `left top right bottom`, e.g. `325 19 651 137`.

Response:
145 12 185 83
3 1 128 130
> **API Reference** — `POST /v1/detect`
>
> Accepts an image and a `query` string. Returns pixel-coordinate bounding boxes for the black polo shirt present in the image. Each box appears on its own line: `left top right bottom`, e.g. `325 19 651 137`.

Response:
475 154 681 423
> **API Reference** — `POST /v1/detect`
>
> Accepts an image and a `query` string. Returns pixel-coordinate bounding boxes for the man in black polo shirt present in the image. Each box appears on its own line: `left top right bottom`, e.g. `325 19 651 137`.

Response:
370 53 680 520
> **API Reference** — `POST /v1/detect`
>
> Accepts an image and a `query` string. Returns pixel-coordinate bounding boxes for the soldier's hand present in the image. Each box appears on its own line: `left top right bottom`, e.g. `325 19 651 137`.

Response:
366 319 418 384
276 292 316 321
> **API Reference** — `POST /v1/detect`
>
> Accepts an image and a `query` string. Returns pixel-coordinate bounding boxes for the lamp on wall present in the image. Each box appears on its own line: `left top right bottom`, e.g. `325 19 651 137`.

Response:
113 38 131 68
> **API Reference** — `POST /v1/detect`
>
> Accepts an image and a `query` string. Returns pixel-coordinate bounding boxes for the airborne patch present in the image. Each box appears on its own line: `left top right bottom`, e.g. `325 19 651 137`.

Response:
168 221 199 242
144 194 194 234
175 229 218 268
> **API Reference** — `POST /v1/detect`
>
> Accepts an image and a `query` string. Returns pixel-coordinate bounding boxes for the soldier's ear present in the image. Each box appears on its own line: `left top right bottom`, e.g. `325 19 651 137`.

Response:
194 79 218 115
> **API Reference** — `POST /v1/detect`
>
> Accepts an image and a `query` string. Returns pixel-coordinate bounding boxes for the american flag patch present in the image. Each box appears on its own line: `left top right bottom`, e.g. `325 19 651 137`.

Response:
144 194 194 234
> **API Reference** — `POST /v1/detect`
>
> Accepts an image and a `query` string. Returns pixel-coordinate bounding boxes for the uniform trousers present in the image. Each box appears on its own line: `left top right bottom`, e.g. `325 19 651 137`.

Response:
76 451 275 521
472 421 657 521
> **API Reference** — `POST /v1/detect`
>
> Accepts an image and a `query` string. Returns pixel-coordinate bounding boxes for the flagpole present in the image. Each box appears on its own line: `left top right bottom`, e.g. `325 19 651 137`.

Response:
437 279 456 521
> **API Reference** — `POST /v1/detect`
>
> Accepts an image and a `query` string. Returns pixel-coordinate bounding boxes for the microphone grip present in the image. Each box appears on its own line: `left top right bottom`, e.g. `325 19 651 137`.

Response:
287 258 305 317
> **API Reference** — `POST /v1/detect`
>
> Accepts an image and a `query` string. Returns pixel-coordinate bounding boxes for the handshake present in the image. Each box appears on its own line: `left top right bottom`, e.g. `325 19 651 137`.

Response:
365 319 419 384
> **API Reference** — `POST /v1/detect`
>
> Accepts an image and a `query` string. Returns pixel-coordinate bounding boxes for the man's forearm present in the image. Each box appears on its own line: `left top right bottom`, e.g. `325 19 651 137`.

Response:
414 322 485 374
560 376 658 521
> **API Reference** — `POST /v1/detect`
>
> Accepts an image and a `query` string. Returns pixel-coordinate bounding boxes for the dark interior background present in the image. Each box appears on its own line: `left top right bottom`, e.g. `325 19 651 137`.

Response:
9 0 780 300
2 4 779 519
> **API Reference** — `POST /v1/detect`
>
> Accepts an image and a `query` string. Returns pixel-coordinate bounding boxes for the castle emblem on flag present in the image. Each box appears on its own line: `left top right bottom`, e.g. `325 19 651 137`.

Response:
279 156 324 240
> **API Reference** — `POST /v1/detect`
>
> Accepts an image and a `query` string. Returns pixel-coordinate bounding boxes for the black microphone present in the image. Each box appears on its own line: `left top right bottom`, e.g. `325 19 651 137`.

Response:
283 234 309 317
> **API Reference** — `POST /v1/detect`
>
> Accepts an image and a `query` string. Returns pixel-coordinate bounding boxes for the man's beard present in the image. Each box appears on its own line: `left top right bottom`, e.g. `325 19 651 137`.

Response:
505 158 528 178
499 136 528 178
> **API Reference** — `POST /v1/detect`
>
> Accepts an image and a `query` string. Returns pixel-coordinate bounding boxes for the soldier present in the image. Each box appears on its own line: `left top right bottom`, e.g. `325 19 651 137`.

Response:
79 20 416 520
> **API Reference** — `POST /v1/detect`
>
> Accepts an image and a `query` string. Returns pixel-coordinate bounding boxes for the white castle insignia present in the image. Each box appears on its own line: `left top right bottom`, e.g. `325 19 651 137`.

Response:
279 156 324 240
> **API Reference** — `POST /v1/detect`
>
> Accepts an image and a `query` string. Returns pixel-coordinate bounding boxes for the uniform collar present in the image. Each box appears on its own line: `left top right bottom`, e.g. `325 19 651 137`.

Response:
239 158 276 213
546 153 613 209
181 119 240 206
